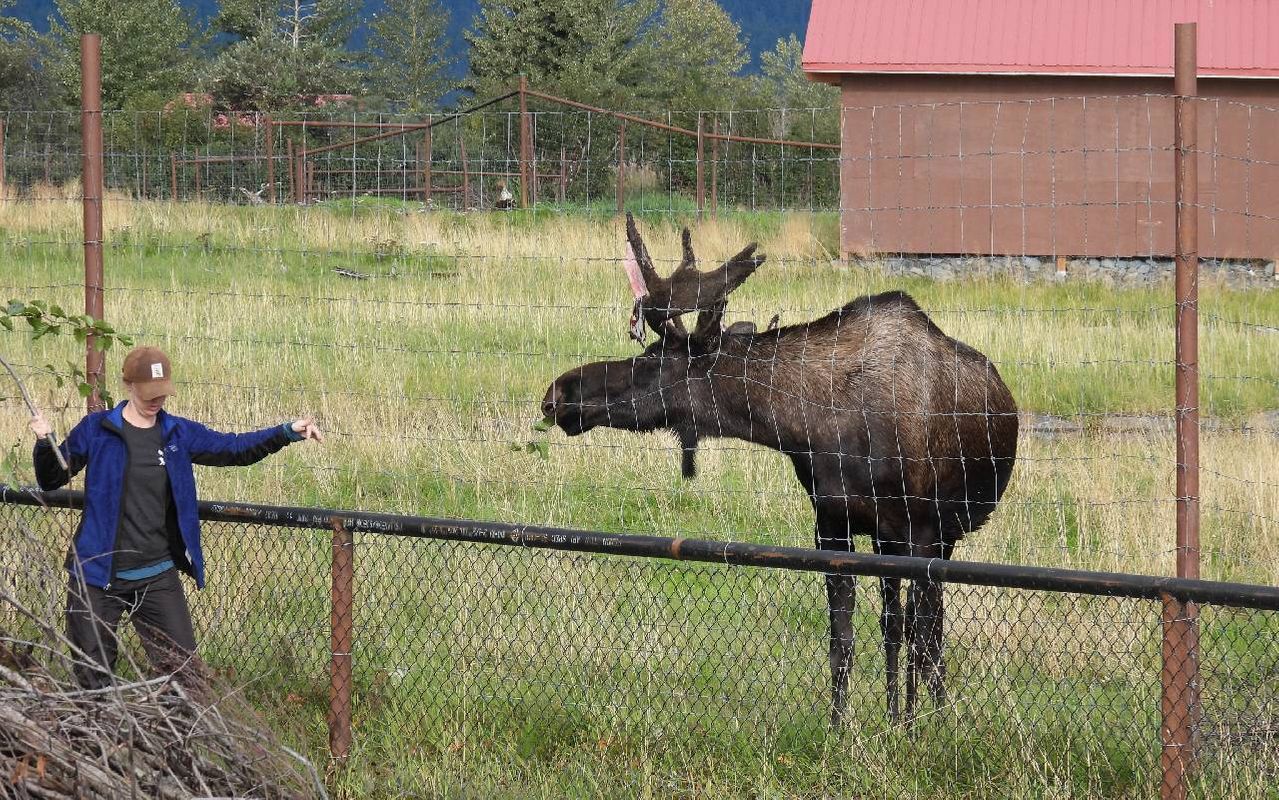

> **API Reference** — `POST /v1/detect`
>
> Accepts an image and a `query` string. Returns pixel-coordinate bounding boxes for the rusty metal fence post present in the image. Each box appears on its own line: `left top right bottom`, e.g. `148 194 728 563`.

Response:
328 518 354 763
1162 21 1201 800
0 117 6 197
297 141 307 204
711 118 719 216
460 134 469 209
80 34 105 413
531 115 538 205
427 121 437 204
616 121 626 213
264 116 275 204
696 114 705 217
519 76 530 209
558 146 567 203
285 139 295 203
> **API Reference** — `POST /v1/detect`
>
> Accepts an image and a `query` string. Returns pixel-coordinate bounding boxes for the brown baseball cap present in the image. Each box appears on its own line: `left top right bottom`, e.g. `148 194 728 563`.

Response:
121 346 177 401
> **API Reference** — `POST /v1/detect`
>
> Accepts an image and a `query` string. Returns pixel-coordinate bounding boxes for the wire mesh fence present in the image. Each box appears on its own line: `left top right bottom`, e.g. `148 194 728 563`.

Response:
0 93 841 212
0 48 1277 797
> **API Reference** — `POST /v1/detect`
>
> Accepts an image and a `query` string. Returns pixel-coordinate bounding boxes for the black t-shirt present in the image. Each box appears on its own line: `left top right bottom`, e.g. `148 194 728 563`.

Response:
113 419 173 574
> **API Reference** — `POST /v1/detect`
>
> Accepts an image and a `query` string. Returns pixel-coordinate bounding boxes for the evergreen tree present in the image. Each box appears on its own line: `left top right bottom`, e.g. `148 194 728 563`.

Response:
0 0 54 110
214 0 360 48
464 0 658 106
640 0 747 109
205 0 361 110
365 0 453 113
42 0 201 109
205 29 351 110
0 0 33 39
757 34 838 113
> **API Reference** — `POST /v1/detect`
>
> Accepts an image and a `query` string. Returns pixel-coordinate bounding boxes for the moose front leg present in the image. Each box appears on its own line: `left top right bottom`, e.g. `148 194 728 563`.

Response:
825 572 856 727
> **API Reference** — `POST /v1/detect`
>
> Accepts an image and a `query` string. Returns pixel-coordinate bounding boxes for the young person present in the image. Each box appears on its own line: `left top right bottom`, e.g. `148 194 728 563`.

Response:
29 345 323 688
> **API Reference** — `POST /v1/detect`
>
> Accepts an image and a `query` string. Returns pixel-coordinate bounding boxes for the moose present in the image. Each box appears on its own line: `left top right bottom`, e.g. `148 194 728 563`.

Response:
540 215 1019 724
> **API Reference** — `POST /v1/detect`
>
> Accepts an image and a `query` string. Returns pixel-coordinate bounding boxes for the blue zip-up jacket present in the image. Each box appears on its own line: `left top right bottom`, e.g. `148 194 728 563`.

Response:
33 403 302 590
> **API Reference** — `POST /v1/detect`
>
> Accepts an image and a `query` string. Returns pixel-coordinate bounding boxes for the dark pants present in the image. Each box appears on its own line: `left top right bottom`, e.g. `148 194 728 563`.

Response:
65 568 200 690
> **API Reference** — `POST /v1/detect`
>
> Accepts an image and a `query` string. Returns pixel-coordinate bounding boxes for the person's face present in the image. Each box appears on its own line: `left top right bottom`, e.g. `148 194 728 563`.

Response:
125 382 168 418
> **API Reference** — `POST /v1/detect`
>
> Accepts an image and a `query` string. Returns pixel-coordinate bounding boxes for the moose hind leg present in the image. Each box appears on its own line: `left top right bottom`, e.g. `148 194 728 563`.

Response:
919 578 947 708
904 579 920 723
825 573 856 727
919 540 954 709
904 578 950 722
878 575 903 723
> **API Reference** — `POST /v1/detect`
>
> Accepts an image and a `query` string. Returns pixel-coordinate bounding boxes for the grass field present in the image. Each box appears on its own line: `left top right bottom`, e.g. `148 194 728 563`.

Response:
1 191 1276 797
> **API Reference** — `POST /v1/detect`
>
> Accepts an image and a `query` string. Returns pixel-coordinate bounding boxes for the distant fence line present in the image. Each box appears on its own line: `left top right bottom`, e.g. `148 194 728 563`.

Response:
0 80 842 213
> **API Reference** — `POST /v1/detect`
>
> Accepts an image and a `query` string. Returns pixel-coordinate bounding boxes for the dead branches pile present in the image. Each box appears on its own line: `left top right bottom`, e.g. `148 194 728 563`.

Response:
0 501 326 799
0 647 324 799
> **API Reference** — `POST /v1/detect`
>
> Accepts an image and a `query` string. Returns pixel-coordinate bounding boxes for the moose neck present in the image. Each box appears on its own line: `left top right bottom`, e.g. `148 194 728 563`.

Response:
675 332 830 457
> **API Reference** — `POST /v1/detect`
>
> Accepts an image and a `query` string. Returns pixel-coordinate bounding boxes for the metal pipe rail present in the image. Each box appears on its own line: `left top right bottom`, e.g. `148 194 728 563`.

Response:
5 486 1277 611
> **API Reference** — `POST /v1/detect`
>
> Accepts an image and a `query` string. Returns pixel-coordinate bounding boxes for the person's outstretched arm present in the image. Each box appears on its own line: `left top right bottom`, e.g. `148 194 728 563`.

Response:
187 417 324 467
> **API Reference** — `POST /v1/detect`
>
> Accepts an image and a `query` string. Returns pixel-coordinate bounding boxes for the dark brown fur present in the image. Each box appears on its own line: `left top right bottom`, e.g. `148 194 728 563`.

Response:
542 219 1018 724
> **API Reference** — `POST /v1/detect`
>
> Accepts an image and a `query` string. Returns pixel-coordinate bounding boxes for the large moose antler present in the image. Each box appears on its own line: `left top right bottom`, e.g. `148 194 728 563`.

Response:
622 213 764 343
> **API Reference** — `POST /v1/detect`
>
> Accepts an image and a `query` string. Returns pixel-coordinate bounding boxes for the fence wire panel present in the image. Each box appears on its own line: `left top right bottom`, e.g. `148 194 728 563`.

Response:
2 502 1276 798
0 88 1276 798
0 102 840 211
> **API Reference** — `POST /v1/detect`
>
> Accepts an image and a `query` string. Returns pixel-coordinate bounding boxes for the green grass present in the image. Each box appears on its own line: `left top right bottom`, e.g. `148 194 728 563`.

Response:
1 197 1276 798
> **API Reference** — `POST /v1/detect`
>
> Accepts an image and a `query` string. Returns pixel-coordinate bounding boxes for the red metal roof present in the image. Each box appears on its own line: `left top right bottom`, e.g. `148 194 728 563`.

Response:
804 1 1279 79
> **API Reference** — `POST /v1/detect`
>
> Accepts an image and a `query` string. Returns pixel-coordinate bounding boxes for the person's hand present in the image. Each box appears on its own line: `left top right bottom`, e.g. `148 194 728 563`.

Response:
29 412 52 440
291 417 325 443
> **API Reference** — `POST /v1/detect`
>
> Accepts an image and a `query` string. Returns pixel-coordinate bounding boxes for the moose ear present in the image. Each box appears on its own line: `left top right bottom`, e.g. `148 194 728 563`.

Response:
677 227 696 272
691 300 727 343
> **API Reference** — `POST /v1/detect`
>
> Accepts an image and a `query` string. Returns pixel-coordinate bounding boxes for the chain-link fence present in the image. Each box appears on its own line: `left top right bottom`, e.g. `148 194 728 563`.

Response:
2 494 1276 798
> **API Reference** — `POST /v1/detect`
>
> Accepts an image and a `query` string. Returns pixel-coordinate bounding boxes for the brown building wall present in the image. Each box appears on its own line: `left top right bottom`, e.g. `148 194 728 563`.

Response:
839 74 1279 260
